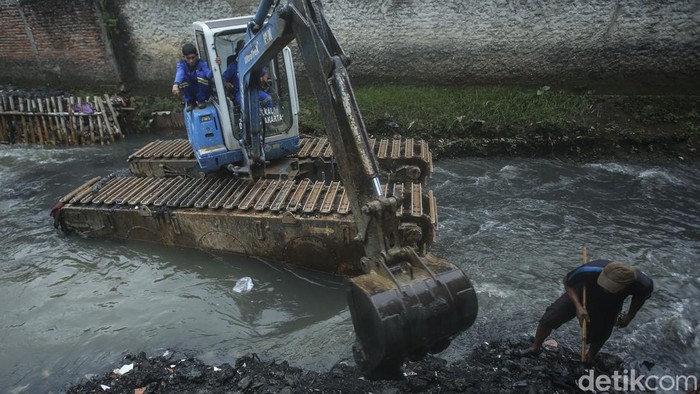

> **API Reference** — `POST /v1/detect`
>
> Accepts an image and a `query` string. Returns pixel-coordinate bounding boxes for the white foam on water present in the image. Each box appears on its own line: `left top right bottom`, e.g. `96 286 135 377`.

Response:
638 168 682 186
498 164 521 178
585 162 640 176
474 281 516 299
0 145 102 167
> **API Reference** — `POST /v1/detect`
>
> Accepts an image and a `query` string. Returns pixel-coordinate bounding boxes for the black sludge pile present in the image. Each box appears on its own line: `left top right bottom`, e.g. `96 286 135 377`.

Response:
67 339 628 393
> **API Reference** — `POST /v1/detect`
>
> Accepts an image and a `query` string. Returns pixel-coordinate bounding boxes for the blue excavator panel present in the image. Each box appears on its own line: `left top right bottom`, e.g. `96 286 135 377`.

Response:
185 106 243 172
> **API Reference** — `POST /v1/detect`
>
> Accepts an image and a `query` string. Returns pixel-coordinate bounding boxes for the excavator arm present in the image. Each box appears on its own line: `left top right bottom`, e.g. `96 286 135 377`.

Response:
239 0 384 249
239 0 477 378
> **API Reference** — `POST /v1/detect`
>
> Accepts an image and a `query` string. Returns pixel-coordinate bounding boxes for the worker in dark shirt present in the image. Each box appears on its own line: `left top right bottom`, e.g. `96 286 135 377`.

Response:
521 260 653 361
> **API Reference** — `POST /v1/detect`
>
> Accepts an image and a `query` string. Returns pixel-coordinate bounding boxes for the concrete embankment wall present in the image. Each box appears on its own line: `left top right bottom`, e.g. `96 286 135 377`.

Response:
1 0 698 93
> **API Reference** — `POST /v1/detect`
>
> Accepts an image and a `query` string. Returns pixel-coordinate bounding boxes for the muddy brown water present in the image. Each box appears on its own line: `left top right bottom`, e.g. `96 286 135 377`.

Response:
1 135 698 392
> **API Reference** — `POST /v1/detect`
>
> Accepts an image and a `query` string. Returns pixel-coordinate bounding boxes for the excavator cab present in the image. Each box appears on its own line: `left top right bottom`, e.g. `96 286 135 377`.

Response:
186 18 300 173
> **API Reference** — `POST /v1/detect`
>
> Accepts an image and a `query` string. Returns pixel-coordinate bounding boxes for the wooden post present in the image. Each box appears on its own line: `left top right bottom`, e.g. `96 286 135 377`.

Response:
0 94 7 142
17 97 29 144
44 97 58 145
36 99 45 144
54 97 69 145
103 94 123 138
67 96 78 145
47 97 56 144
70 97 78 145
27 99 36 144
28 98 39 144
84 96 95 144
97 97 116 143
8 95 18 143
36 98 48 145
76 97 86 145
93 96 106 144
18 97 29 144
60 97 69 145
29 99 48 145
37 98 47 145
42 98 53 145
22 98 30 144
88 113 96 144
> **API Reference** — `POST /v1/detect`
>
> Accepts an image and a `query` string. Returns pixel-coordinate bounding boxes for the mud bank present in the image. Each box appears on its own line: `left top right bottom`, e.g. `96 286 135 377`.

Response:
432 121 699 164
66 339 640 393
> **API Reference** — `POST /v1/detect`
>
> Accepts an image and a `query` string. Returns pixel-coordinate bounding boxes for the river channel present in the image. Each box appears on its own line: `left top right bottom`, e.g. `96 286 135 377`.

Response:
1 135 698 392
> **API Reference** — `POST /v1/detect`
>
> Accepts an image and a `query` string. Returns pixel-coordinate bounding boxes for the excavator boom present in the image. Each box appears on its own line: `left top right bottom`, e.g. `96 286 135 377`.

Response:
240 0 478 377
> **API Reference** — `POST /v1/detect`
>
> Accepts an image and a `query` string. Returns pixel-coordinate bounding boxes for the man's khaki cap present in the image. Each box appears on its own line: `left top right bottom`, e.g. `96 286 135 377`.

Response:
597 261 637 293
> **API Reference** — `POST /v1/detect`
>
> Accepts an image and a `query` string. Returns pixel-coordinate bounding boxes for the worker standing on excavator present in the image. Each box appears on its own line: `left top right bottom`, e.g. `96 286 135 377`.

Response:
172 43 213 111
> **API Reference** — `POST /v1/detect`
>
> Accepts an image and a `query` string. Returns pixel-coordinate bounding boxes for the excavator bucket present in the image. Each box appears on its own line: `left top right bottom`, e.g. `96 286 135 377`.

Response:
347 252 478 379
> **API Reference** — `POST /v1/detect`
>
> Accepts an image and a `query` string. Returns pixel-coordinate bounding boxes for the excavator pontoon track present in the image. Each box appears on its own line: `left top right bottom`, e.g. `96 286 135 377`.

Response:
55 175 438 275
128 137 433 183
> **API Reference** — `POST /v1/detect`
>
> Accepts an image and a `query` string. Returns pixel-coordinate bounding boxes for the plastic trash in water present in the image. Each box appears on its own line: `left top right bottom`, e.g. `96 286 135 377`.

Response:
233 277 253 293
112 363 133 375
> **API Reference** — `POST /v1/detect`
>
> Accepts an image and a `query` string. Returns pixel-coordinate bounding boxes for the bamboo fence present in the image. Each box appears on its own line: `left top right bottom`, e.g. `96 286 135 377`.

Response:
0 93 124 146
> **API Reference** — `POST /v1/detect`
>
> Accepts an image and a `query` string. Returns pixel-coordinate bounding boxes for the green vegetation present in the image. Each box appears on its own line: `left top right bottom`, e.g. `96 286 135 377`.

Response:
97 0 120 38
299 85 593 139
128 95 182 132
297 85 699 161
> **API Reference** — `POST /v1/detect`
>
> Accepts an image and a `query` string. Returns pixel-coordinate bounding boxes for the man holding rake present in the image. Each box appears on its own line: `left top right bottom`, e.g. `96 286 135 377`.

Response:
521 260 653 362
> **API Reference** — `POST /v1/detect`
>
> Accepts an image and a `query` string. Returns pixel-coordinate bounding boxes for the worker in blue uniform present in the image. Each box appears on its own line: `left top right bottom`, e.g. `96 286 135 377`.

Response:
171 43 213 111
219 40 273 109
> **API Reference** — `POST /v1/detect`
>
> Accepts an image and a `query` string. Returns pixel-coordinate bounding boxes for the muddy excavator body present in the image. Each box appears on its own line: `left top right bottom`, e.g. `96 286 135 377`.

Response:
53 0 477 378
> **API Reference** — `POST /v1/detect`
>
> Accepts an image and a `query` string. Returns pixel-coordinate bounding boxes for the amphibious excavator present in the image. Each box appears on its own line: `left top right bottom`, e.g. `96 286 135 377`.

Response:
52 0 478 378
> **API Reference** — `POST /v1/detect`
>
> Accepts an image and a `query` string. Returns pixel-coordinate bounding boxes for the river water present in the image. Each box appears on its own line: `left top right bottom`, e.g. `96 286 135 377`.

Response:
1 135 698 392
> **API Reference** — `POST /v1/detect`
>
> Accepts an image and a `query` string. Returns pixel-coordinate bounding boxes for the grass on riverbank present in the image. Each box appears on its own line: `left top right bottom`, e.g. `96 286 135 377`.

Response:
298 85 699 161
301 85 592 137
300 85 699 136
